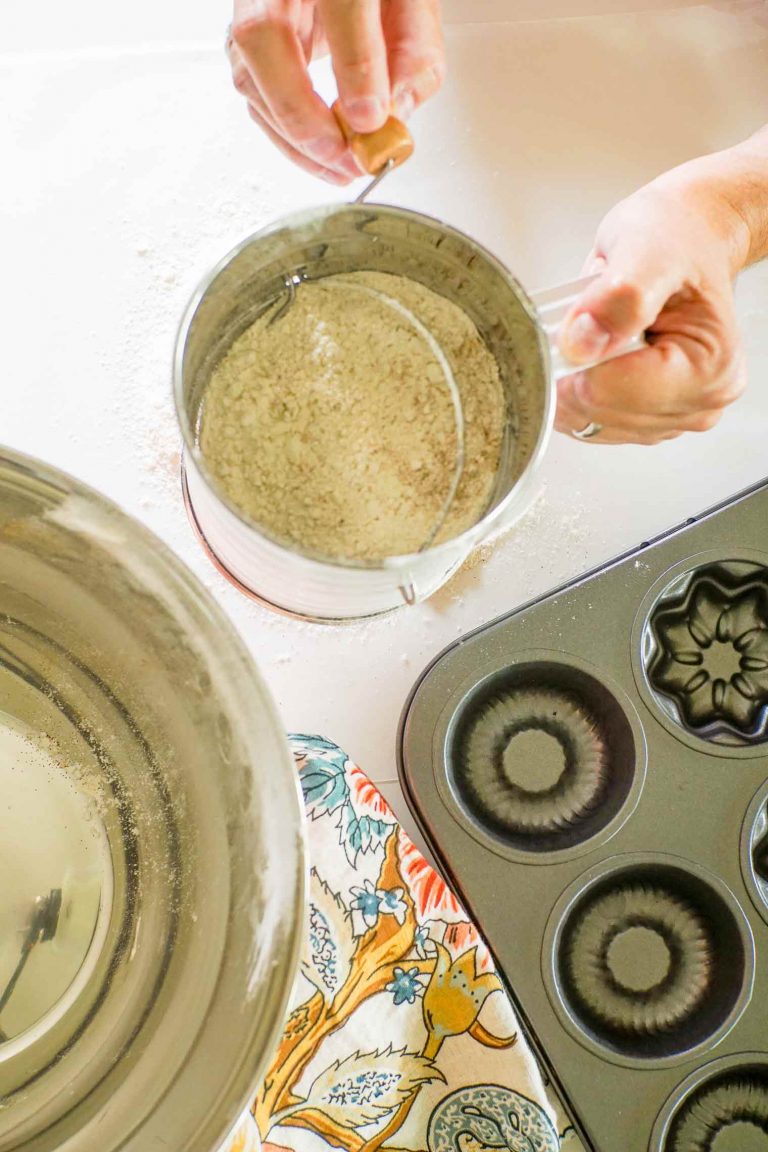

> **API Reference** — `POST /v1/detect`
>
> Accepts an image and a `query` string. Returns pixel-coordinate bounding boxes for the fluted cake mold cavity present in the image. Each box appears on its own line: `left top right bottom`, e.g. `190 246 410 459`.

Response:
448 662 638 853
645 561 768 746
549 859 752 1063
563 884 713 1037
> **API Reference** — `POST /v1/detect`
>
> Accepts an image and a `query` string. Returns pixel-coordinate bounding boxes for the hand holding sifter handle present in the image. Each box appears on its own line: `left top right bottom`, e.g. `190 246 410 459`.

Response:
530 275 647 382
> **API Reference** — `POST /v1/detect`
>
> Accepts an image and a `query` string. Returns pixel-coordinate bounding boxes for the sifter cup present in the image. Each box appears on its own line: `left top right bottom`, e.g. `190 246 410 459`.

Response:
174 117 642 623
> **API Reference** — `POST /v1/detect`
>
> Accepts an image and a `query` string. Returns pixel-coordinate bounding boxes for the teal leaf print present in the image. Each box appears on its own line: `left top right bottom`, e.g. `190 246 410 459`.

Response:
291 735 392 861
299 763 349 819
293 736 352 819
340 806 390 866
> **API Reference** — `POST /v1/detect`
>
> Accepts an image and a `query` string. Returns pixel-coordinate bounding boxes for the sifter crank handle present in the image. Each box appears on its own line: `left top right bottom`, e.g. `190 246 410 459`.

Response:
332 101 414 177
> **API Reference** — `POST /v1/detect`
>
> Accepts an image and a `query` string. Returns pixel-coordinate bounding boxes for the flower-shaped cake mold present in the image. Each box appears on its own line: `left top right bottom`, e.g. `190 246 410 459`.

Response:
647 563 768 745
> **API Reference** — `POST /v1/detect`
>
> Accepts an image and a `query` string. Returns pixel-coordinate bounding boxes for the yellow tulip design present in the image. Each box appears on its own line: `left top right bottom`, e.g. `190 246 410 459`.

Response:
422 944 503 1043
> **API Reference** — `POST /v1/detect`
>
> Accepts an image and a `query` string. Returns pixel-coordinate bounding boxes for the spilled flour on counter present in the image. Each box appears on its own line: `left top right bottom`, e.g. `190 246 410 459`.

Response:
199 271 506 562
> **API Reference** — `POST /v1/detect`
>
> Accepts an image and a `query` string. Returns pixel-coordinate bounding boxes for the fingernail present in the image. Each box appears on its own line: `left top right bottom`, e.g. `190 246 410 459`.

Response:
321 169 350 186
393 87 415 121
307 136 345 164
561 312 611 363
343 96 387 130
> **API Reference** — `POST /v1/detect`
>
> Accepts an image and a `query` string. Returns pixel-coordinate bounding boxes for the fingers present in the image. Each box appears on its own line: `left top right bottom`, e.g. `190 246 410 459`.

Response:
559 425 684 447
570 335 744 418
553 167 750 445
554 339 746 446
230 42 351 182
382 0 446 119
559 228 683 366
229 0 444 180
556 375 716 445
557 416 685 446
231 0 359 180
579 248 605 278
318 0 390 132
247 104 351 184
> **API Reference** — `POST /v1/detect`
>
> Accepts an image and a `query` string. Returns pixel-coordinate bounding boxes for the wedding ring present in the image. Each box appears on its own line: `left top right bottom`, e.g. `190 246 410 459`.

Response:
572 422 603 441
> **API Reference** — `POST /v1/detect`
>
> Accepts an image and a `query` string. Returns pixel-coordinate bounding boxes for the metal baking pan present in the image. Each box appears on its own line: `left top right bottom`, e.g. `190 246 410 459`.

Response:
399 476 768 1151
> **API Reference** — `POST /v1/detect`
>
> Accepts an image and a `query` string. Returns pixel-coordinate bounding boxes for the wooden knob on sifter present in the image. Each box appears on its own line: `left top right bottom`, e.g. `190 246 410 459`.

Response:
332 100 414 175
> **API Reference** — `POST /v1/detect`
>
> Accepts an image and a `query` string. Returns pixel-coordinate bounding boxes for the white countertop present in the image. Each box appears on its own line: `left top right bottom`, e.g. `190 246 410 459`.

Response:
3 2 768 845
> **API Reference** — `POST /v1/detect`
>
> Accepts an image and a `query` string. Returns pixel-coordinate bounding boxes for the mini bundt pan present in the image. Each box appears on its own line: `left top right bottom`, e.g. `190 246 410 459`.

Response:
644 561 768 747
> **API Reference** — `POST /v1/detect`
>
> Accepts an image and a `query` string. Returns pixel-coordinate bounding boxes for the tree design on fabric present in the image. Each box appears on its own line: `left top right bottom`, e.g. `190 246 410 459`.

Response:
251 737 517 1152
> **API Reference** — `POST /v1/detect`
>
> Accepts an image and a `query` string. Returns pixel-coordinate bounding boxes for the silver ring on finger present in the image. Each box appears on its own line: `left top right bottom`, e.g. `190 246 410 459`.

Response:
225 22 233 51
572 421 603 441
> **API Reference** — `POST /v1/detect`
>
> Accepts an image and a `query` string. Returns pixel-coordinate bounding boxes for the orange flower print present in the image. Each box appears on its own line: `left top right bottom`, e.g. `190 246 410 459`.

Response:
397 831 465 923
347 763 394 821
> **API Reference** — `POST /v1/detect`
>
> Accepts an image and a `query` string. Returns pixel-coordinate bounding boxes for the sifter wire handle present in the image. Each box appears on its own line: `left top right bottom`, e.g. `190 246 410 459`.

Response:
530 273 647 381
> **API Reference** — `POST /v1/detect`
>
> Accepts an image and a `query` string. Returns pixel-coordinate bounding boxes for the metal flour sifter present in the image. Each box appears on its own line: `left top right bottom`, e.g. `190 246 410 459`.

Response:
174 110 642 622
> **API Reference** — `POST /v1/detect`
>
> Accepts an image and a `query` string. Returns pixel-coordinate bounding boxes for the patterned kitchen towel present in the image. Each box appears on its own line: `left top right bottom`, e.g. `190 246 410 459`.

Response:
225 735 584 1152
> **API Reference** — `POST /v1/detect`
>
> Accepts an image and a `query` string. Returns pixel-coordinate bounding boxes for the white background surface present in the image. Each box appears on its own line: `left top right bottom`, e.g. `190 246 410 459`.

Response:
2 2 768 842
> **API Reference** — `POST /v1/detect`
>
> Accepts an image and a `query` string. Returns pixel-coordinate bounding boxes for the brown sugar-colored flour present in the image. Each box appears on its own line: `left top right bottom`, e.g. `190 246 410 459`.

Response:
198 271 506 562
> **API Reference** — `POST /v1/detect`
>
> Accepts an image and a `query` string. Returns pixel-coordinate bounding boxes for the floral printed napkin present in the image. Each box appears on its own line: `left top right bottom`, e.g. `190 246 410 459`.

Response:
224 736 584 1152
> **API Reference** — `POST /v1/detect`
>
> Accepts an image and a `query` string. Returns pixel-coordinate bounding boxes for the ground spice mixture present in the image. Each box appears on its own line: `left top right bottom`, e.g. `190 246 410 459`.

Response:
199 271 506 562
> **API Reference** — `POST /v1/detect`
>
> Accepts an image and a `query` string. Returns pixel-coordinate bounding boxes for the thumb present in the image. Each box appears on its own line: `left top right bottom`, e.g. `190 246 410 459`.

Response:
558 233 682 365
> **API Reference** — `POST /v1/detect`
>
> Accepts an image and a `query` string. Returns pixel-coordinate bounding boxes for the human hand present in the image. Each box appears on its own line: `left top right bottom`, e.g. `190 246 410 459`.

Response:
555 159 751 446
227 0 444 185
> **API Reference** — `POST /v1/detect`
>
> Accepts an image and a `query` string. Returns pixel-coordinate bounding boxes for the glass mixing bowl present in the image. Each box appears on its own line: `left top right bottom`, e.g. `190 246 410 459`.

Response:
0 448 306 1152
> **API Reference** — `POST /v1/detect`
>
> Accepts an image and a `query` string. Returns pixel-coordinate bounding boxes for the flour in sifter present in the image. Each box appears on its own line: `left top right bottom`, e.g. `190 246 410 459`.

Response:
199 271 506 563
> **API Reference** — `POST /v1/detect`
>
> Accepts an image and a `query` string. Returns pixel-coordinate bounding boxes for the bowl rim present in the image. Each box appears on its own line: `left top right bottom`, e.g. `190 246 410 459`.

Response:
0 445 307 1152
